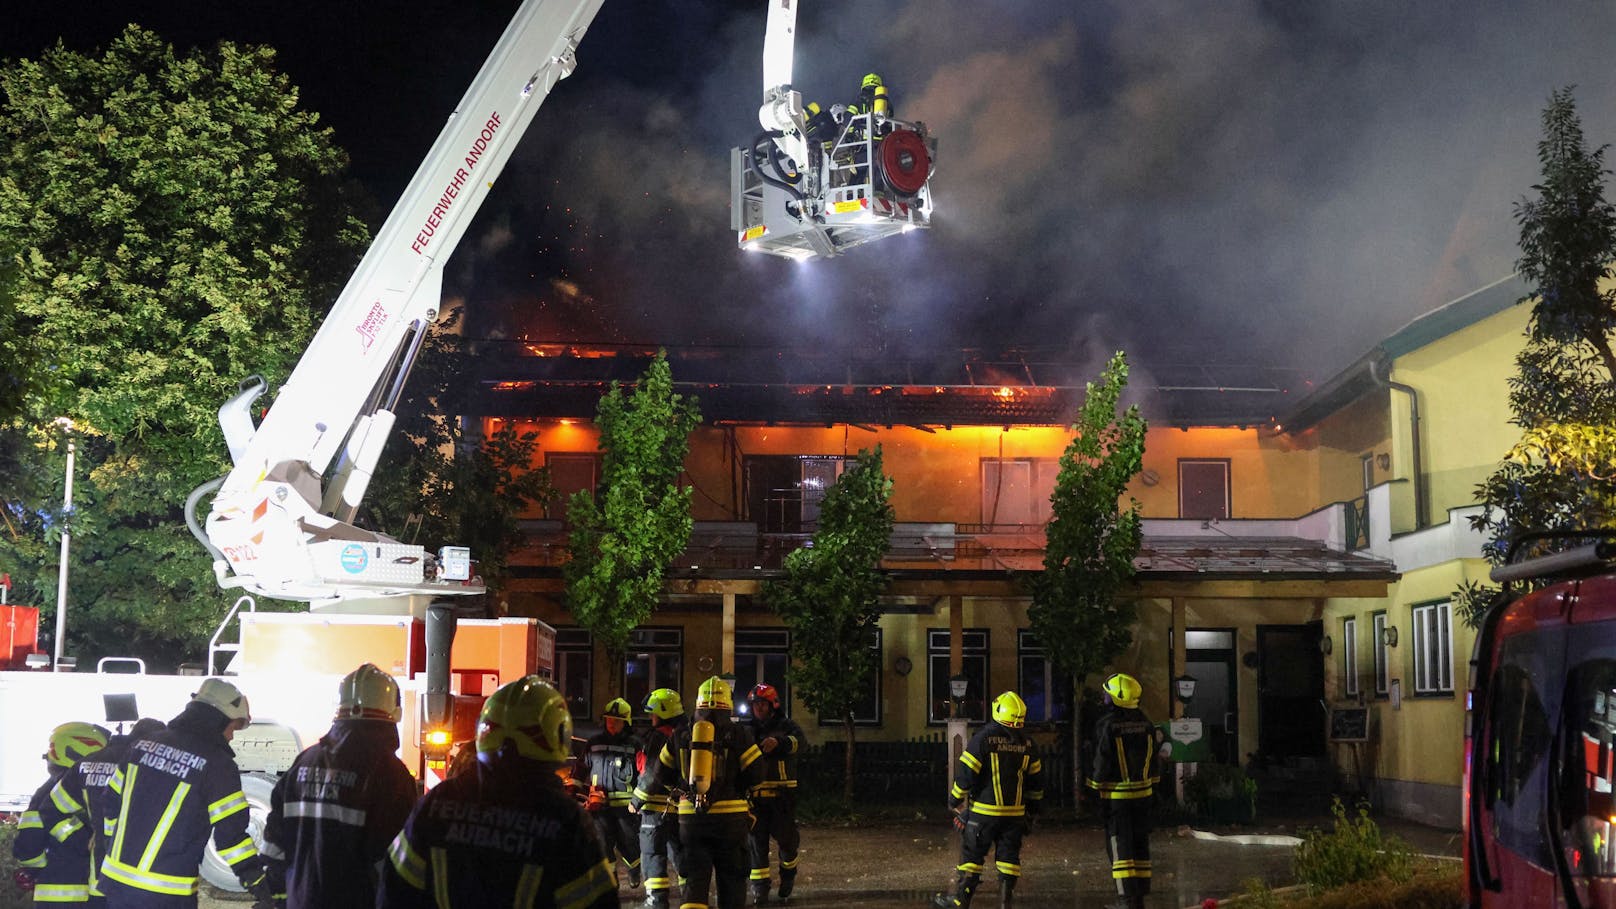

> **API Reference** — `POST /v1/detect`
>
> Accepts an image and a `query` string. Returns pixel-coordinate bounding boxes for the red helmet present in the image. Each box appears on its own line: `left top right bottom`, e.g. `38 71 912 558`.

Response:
749 683 781 710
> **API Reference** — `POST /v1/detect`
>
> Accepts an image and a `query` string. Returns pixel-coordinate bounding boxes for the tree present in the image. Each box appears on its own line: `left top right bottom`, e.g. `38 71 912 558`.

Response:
763 447 894 803
1027 350 1146 805
564 352 700 686
1457 87 1616 626
0 28 368 663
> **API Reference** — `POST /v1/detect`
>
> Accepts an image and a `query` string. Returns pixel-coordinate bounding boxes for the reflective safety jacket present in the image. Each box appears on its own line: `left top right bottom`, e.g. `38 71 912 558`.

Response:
1087 705 1165 800
14 764 97 903
633 714 764 819
633 718 685 816
263 720 417 909
744 713 805 799
377 759 616 909
37 732 152 901
581 727 641 808
101 704 266 898
950 721 1044 818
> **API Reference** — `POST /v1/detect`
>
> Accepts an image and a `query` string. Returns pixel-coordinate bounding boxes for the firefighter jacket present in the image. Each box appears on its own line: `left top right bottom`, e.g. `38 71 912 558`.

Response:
262 719 417 909
37 732 152 901
1087 704 1165 800
632 718 685 816
581 727 641 808
14 764 98 902
377 758 616 909
744 713 805 799
101 703 266 898
950 721 1044 818
632 714 765 819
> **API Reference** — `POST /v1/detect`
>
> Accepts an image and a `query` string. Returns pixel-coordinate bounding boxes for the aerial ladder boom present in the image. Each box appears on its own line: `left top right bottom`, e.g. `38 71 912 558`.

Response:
197 0 605 607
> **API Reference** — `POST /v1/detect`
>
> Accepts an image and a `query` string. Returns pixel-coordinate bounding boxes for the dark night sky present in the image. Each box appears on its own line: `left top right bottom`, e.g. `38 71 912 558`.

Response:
7 0 1616 392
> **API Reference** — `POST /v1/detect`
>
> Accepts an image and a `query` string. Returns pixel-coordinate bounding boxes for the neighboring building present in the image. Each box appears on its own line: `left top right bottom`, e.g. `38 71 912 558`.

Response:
474 272 1539 828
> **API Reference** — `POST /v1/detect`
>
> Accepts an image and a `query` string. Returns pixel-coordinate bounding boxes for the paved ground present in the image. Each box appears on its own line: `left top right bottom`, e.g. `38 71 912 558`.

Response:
201 816 1462 907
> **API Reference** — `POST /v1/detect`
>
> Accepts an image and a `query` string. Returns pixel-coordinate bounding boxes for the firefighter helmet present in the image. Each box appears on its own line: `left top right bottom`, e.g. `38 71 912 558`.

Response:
644 688 684 721
45 722 109 768
696 676 733 712
1103 673 1142 709
602 697 632 722
991 691 1027 728
749 683 781 711
193 679 251 724
336 663 402 722
477 676 572 765
861 72 884 90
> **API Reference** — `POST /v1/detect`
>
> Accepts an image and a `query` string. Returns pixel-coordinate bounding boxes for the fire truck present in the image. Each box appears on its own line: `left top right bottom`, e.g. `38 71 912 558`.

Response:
1465 531 1616 907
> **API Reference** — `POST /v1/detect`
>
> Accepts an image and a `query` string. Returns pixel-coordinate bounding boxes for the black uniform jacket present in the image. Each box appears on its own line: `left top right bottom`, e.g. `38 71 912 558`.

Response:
581 727 641 807
745 713 806 799
1087 705 1165 800
950 721 1044 818
632 714 764 819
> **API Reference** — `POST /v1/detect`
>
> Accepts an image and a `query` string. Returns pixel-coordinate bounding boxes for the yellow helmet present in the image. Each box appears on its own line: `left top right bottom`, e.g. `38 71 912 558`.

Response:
991 691 1027 728
477 676 572 764
193 679 251 724
1103 673 1142 709
602 697 632 722
46 722 110 767
644 688 684 721
861 72 884 90
696 676 733 712
336 663 402 722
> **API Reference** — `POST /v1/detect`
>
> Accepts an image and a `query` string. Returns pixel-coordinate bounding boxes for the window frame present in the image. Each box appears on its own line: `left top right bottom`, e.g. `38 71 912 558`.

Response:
1371 611 1390 697
544 452 603 523
1411 600 1454 695
554 626 594 720
927 628 990 725
815 626 883 728
622 626 685 716
1342 616 1359 699
1177 458 1232 520
1016 629 1072 723
734 628 792 718
979 457 1061 526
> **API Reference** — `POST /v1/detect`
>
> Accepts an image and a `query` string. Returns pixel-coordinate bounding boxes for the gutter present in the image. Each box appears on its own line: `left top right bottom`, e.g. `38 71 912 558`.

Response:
1370 357 1427 529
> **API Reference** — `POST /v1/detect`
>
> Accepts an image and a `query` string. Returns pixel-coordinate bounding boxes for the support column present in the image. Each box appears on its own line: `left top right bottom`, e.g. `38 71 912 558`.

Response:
722 593 736 676
1171 597 1187 718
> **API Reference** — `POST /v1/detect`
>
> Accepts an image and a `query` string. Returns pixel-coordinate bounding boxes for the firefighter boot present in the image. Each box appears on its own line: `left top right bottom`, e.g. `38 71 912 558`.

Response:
998 875 1015 909
628 863 642 889
751 880 770 905
778 868 796 900
643 892 669 909
933 873 980 909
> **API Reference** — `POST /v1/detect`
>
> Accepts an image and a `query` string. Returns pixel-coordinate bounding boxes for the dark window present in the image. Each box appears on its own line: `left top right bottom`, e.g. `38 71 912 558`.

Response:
1342 617 1359 699
1017 630 1071 723
734 628 791 718
1561 658 1616 878
1483 633 1555 867
744 455 852 533
623 627 683 717
555 627 593 719
1372 612 1390 697
928 629 989 724
815 627 883 727
1411 601 1453 695
1178 459 1230 520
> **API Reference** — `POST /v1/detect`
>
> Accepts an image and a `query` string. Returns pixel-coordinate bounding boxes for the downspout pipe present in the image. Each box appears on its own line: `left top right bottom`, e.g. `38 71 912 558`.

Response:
1370 357 1427 529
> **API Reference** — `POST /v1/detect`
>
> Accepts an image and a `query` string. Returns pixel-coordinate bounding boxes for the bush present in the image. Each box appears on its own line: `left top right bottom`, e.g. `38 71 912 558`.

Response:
1183 762 1257 824
0 817 34 909
1293 798 1415 894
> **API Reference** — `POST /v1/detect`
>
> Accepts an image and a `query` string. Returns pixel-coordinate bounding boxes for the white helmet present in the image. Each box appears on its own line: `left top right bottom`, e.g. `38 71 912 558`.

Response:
336 663 402 722
193 679 251 724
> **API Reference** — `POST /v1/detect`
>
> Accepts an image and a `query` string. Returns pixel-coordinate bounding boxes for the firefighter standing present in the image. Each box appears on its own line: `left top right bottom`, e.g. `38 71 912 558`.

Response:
632 676 764 909
37 718 166 906
849 72 892 120
634 688 687 909
1087 673 1168 909
100 679 274 908
934 692 1042 909
584 698 643 890
261 663 417 908
742 684 803 905
13 722 110 904
378 676 616 909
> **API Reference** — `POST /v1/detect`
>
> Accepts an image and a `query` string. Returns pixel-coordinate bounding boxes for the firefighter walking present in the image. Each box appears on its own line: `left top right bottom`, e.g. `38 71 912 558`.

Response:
261 663 417 908
743 683 803 905
1088 673 1168 909
934 692 1042 909
378 675 616 908
99 679 274 908
13 722 110 904
584 697 643 891
632 676 764 909
635 688 687 909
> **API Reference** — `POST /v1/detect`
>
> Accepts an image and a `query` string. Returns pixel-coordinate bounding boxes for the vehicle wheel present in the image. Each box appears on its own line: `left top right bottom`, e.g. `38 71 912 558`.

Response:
199 772 275 892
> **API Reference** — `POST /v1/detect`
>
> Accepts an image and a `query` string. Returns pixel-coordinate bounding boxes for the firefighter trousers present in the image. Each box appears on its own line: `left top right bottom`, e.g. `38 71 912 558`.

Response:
1101 798 1153 898
957 814 1026 881
677 814 749 909
591 806 641 873
640 811 684 896
746 795 800 885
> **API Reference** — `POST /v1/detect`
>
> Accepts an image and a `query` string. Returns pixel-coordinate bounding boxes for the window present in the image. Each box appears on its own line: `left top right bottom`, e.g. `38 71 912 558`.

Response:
1341 617 1359 698
1017 630 1071 723
1361 454 1375 492
1412 601 1454 694
1178 459 1230 520
1372 612 1390 697
1561 657 1616 878
980 458 1060 526
623 627 683 715
928 629 989 724
816 627 883 727
744 455 852 533
546 453 601 523
555 627 593 719
734 628 791 718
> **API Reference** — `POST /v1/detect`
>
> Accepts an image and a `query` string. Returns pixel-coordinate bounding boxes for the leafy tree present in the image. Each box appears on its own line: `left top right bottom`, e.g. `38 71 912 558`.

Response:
564 352 700 686
1457 87 1616 626
763 447 894 803
1027 350 1146 803
0 28 368 664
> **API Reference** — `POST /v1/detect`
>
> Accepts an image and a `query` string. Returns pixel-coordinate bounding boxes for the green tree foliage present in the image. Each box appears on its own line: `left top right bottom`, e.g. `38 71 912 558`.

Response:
0 28 368 663
763 447 894 802
564 352 700 677
1458 88 1616 626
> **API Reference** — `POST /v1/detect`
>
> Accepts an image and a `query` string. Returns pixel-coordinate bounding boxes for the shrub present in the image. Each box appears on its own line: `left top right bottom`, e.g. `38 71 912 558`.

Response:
1293 798 1415 893
0 817 34 909
1183 762 1257 823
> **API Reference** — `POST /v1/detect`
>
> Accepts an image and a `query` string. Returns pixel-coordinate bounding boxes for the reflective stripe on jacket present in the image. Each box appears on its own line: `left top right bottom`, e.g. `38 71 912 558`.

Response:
15 765 97 900
744 714 805 797
634 715 764 818
950 722 1043 817
633 720 684 815
1087 705 1164 800
582 729 641 806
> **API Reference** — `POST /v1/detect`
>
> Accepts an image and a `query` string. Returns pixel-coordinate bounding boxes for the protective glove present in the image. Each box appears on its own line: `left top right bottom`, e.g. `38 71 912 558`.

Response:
245 874 281 909
585 787 607 812
950 806 968 832
12 870 35 892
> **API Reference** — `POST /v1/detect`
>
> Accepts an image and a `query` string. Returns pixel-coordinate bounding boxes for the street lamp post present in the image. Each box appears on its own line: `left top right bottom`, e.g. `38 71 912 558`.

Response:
53 419 75 672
